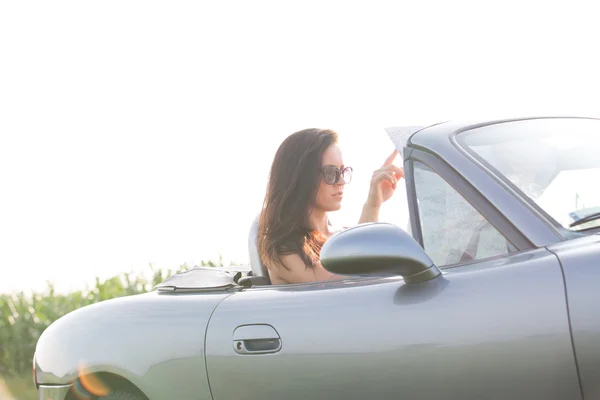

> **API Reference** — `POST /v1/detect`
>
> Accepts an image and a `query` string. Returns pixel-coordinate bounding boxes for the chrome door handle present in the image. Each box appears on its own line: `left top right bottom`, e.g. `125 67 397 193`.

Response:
233 324 282 354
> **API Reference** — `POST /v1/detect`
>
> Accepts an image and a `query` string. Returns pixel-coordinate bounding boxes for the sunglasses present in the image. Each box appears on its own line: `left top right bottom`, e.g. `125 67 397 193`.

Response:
320 165 353 185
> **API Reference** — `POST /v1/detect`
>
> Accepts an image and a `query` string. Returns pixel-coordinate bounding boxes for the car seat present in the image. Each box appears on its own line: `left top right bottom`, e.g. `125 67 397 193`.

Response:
241 214 272 286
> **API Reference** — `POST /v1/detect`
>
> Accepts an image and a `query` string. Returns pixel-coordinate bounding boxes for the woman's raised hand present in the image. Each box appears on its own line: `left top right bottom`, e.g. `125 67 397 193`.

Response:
365 149 405 209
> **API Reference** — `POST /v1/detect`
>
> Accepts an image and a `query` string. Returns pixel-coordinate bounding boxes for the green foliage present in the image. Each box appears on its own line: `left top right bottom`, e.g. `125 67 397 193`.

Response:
1 373 37 400
0 260 226 380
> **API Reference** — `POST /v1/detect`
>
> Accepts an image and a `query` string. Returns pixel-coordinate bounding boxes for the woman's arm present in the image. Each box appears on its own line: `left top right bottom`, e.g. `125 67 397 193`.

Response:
268 253 345 284
359 203 381 224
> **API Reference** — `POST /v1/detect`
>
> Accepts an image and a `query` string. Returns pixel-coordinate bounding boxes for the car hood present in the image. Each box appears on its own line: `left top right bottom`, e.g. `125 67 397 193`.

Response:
34 288 231 390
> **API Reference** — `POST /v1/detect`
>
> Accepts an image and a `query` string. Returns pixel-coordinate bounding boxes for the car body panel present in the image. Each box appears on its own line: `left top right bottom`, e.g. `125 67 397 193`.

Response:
548 233 600 399
205 248 581 399
34 290 231 399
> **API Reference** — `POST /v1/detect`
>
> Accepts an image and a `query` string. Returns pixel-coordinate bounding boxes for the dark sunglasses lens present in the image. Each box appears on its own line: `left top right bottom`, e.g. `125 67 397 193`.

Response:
323 167 339 184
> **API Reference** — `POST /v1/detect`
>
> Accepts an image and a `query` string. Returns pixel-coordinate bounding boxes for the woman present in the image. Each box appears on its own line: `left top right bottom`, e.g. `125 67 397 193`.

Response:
257 128 404 285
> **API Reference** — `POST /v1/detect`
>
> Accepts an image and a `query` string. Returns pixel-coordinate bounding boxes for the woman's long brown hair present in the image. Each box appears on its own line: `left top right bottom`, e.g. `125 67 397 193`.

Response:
258 128 338 271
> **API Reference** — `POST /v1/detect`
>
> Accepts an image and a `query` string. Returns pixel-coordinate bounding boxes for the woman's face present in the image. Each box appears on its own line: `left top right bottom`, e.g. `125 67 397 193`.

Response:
314 144 348 212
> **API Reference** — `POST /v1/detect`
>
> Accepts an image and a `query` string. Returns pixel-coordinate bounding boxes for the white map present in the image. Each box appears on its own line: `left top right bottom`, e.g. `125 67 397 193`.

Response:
384 126 425 161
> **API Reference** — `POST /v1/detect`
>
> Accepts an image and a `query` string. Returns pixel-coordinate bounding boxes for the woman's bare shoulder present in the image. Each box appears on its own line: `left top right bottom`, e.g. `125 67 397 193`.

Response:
267 253 315 284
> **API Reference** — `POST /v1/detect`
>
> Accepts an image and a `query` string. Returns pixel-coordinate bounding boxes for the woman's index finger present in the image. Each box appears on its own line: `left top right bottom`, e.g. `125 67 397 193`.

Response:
383 148 399 166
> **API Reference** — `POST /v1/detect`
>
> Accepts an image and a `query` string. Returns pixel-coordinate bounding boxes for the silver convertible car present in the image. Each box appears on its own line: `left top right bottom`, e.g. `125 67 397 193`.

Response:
34 117 600 400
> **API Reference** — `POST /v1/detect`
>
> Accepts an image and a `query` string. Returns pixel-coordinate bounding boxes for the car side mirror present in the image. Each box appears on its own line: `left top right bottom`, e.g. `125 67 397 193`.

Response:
320 222 441 283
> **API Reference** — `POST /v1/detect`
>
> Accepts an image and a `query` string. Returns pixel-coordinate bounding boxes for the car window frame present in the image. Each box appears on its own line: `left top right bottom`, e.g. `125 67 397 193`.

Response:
404 146 533 269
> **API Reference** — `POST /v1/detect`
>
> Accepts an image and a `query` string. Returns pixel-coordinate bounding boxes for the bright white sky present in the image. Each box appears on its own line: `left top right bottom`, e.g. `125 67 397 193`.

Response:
1 0 599 294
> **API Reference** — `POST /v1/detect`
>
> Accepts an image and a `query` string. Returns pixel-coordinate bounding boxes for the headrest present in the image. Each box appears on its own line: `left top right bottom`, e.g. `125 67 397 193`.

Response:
248 214 271 284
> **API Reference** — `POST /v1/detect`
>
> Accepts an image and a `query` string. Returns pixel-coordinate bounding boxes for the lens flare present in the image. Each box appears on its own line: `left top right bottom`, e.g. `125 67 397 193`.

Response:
73 361 111 398
70 378 93 400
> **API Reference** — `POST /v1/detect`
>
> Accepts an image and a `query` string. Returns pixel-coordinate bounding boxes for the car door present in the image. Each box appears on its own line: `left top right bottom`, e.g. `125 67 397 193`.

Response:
204 155 582 400
548 235 600 400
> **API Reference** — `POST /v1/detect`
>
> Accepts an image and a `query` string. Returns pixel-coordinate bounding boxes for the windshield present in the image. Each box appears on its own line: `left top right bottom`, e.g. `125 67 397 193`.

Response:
457 118 600 232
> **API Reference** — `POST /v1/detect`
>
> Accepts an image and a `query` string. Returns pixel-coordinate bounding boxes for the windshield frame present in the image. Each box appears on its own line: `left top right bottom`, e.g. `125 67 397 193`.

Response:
452 116 600 239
